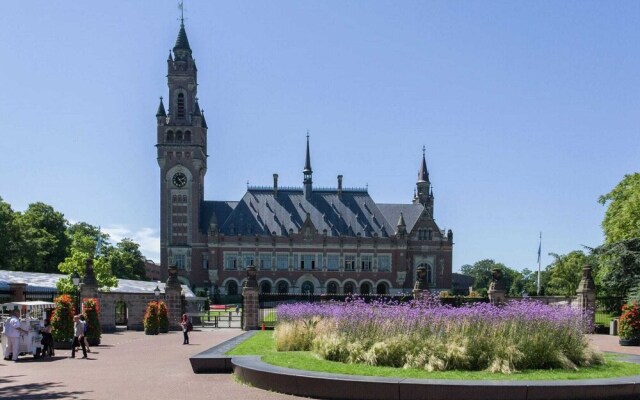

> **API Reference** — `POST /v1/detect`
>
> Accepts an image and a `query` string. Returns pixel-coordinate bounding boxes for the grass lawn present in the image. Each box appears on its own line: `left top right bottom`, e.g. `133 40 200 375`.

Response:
227 331 640 381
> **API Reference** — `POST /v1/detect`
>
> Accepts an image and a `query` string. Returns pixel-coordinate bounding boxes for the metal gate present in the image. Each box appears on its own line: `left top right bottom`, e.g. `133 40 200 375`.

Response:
203 295 243 328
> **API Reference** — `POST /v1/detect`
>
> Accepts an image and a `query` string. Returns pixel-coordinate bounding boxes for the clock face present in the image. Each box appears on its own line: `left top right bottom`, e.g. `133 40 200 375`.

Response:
172 172 187 188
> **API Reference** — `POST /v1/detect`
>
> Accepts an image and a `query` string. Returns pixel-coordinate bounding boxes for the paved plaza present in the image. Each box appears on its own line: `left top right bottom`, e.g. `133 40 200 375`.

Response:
1 329 638 400
0 328 306 400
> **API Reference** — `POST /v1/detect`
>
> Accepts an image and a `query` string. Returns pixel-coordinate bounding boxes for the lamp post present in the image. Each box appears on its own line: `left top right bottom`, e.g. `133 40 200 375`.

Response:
154 285 161 302
71 271 81 313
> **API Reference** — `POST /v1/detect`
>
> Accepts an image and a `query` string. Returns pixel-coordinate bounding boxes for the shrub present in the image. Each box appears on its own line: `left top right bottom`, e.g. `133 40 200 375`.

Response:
51 294 74 342
82 298 102 341
619 302 640 340
158 301 169 333
143 301 160 335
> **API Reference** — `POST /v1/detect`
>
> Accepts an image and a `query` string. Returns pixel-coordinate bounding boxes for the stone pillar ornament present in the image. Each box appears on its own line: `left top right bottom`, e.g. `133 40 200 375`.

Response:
165 265 183 330
576 265 597 331
488 268 506 305
242 265 259 330
81 258 99 307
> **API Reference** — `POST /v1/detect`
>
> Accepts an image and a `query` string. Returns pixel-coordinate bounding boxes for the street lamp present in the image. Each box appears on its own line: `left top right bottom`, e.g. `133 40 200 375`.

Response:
71 271 81 313
154 285 161 300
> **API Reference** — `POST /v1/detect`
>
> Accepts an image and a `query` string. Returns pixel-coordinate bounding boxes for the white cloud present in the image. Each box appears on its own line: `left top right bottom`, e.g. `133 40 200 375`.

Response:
102 225 160 263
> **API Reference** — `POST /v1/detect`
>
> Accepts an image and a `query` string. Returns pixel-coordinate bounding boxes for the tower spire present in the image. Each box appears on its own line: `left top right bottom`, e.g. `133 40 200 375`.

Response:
418 145 429 183
303 131 313 200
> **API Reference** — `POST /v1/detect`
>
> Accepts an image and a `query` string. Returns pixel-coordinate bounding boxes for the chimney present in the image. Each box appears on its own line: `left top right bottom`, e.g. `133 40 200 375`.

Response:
337 175 343 198
273 173 279 197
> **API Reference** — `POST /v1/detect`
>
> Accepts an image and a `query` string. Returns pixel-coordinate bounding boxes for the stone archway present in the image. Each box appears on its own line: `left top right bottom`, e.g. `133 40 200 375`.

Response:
115 300 128 326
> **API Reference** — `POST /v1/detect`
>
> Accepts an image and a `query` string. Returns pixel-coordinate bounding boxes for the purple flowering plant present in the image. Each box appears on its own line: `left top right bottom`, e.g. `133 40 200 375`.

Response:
275 295 601 373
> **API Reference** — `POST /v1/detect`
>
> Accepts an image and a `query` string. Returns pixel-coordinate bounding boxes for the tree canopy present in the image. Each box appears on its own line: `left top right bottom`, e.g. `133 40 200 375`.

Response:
545 251 596 297
599 173 640 244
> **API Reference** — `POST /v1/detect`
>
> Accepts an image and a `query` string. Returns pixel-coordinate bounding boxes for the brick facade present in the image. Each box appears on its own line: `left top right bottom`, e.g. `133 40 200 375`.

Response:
157 22 454 296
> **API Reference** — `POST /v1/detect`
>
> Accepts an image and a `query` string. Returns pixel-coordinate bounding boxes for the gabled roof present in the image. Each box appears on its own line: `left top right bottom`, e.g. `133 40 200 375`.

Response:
205 188 432 238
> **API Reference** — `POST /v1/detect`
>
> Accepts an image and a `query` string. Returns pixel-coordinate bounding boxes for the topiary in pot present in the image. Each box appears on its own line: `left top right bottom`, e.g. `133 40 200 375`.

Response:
158 301 169 333
51 294 75 348
143 301 160 335
83 297 102 346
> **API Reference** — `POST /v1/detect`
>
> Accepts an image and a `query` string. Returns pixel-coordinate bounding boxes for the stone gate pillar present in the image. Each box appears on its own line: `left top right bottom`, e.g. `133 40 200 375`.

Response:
81 258 99 302
165 266 183 331
488 268 506 305
576 265 596 331
242 266 259 330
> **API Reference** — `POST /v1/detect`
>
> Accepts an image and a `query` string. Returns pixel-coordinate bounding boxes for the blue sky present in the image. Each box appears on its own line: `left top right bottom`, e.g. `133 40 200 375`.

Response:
1 1 638 271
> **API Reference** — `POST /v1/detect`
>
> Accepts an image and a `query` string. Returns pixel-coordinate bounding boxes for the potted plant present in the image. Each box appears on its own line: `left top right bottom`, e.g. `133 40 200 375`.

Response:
83 298 102 346
143 301 160 335
51 294 75 349
618 302 640 346
158 301 169 333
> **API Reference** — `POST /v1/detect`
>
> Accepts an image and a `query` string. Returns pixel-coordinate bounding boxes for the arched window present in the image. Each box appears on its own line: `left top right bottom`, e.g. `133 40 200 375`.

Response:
326 282 338 294
177 93 185 118
301 281 314 294
176 131 183 141
343 282 355 295
360 282 371 295
166 131 174 142
260 281 271 294
227 281 238 296
277 281 289 294
184 131 191 142
376 282 388 295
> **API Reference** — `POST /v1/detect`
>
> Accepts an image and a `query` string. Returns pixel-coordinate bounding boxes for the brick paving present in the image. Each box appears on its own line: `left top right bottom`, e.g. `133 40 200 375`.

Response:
0 328 306 400
1 331 638 400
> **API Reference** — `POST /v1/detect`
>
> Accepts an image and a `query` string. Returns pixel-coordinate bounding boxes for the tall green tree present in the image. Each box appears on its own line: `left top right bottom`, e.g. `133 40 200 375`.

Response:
109 238 147 280
594 238 640 297
599 173 640 244
545 251 596 296
57 224 117 293
14 202 69 272
0 197 18 269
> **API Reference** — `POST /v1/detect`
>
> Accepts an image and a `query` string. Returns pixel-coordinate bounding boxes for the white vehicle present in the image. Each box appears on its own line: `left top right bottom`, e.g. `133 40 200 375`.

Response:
1 301 56 359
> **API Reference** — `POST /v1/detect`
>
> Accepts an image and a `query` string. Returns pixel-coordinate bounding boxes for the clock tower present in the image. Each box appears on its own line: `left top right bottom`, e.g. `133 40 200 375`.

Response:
156 19 208 281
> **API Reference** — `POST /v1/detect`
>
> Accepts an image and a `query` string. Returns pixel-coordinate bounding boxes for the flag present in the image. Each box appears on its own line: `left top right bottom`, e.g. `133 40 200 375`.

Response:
95 226 102 257
537 240 541 265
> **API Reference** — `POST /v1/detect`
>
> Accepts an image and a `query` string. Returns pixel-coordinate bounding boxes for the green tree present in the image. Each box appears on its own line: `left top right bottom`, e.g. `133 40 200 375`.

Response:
599 173 640 244
57 225 117 292
594 238 640 297
545 251 596 296
461 259 515 294
0 197 18 269
109 238 147 280
14 202 69 272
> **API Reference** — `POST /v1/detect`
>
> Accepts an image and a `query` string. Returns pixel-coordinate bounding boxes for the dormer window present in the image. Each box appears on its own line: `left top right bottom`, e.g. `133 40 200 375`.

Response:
177 93 185 118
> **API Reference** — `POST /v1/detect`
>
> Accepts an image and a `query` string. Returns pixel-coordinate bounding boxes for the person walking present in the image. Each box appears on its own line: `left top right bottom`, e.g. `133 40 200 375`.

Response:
40 318 54 357
180 314 190 345
3 310 28 361
79 315 91 353
71 315 87 359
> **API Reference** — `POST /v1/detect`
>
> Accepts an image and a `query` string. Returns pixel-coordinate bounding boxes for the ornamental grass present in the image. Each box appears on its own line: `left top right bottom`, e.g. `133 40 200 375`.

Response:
274 296 603 374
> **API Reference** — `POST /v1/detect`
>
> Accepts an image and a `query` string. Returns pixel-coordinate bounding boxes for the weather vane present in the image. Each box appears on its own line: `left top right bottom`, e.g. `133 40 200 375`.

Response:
178 1 186 24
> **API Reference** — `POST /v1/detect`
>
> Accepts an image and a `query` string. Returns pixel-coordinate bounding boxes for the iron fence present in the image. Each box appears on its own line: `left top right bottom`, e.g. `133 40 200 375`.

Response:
595 296 624 327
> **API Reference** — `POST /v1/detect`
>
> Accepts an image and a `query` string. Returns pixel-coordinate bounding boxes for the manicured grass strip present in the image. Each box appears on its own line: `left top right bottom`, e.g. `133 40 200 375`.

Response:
228 332 640 381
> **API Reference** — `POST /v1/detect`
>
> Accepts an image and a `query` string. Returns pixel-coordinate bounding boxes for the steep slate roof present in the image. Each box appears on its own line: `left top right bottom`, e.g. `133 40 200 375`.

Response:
206 188 428 237
377 203 425 234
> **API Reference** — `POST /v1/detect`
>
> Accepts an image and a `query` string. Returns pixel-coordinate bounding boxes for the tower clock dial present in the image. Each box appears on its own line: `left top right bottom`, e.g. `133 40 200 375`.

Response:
172 172 187 188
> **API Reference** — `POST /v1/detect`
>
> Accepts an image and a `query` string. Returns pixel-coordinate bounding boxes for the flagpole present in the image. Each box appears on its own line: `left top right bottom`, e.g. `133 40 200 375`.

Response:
537 232 542 295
